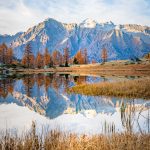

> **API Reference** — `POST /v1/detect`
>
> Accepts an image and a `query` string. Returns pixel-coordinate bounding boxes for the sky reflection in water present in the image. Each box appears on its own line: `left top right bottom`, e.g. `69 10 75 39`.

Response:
0 74 149 135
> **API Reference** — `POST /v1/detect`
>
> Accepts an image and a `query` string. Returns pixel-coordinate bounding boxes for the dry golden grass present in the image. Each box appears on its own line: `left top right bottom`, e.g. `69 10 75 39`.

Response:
69 78 150 99
15 59 150 77
0 129 150 150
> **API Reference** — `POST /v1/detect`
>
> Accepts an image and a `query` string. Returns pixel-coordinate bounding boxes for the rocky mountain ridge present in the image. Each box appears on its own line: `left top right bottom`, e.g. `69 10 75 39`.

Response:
0 18 150 61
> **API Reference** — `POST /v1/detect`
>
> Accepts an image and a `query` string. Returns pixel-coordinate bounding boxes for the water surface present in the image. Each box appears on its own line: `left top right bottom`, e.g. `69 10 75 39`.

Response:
0 74 149 135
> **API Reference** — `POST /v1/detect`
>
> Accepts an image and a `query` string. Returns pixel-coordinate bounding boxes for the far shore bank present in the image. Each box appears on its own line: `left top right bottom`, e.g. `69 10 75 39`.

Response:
1 59 150 76
14 60 150 76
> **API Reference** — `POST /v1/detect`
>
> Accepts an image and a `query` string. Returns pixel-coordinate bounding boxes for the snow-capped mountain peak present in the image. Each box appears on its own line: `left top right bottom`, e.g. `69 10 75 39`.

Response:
0 18 150 61
79 18 97 28
99 20 114 25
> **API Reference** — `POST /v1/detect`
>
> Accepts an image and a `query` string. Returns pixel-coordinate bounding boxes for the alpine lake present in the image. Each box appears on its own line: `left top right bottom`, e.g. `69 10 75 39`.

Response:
0 73 150 135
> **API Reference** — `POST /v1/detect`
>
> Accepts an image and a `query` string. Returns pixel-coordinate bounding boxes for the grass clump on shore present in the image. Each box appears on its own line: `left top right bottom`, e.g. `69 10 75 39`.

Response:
0 129 150 150
68 78 150 99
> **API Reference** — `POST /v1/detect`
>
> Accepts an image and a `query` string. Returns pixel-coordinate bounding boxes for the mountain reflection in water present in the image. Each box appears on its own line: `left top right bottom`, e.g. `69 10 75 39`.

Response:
0 74 150 134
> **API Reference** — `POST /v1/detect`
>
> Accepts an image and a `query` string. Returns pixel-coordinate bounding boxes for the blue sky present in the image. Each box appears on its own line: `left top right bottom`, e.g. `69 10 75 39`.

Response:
0 0 150 34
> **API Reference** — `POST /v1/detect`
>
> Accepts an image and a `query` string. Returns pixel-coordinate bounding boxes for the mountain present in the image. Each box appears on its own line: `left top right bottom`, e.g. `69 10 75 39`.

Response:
0 18 150 61
0 32 23 46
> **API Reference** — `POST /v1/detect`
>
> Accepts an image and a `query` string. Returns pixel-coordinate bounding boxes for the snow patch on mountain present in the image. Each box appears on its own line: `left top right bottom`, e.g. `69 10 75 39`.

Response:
79 18 97 28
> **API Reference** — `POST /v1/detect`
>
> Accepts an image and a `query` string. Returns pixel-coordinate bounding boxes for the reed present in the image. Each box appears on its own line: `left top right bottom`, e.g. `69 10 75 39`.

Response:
68 78 150 99
0 129 149 150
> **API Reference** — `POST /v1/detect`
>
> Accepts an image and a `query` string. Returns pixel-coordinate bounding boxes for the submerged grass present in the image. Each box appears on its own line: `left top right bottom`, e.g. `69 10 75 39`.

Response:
0 129 150 150
68 78 150 99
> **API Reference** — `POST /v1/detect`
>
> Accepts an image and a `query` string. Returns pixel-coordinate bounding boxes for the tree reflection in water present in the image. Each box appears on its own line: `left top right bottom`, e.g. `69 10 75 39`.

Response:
0 74 149 133
0 77 14 99
0 73 87 104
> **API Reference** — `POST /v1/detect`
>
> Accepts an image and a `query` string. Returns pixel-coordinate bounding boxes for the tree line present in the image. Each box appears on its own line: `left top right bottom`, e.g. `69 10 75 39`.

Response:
0 42 108 68
21 43 71 68
0 43 70 68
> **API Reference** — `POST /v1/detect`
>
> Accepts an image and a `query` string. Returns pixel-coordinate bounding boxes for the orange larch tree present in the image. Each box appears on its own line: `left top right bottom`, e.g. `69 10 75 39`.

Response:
36 52 44 68
0 43 8 64
101 48 108 63
44 48 51 66
22 43 35 68
63 47 69 66
0 43 14 65
6 48 13 64
52 50 62 66
75 50 84 64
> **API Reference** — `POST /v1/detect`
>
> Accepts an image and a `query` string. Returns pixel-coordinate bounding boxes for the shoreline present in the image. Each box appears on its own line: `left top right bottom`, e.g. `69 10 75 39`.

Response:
1 60 150 76
14 62 150 76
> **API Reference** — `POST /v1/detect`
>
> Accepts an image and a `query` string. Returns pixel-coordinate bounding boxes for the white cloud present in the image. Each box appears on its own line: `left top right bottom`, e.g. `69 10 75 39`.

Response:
0 0 149 35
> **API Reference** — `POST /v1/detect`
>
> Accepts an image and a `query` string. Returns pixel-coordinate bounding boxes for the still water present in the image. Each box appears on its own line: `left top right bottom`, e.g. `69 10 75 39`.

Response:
0 73 150 135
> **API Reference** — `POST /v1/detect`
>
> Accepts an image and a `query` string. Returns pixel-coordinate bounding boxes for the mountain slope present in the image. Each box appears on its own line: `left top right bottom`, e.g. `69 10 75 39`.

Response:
0 32 22 46
0 18 150 61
